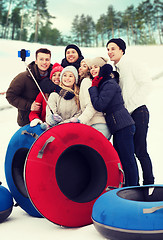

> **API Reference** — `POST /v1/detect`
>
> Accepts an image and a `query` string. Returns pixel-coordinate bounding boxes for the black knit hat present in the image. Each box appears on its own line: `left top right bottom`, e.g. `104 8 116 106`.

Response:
65 44 82 57
106 38 126 54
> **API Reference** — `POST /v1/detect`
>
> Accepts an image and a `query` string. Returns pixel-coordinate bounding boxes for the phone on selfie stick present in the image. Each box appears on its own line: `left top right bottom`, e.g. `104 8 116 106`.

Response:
18 49 30 61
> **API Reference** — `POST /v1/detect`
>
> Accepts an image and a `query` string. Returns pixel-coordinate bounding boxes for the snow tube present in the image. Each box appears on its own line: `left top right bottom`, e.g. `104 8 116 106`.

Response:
0 183 13 223
92 185 163 240
25 123 123 227
5 124 44 217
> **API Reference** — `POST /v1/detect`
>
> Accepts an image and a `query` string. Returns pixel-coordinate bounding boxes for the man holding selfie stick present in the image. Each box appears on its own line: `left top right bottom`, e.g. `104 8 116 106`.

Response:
6 48 52 126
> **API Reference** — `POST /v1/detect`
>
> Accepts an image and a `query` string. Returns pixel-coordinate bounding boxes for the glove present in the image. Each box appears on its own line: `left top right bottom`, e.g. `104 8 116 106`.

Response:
30 118 43 127
70 117 80 123
40 122 50 130
92 76 103 87
48 113 63 126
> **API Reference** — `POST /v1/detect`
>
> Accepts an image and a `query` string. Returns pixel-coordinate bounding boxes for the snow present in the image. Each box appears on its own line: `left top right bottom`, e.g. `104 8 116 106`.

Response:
0 39 163 239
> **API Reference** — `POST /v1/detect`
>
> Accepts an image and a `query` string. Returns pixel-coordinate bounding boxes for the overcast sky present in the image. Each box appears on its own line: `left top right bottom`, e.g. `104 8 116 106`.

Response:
47 0 145 35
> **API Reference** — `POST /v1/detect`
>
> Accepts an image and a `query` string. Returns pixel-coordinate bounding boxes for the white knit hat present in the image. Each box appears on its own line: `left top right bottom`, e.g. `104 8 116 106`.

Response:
60 65 78 84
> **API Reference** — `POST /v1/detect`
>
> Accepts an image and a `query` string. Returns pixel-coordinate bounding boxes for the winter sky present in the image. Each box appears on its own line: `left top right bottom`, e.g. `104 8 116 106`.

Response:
47 0 146 35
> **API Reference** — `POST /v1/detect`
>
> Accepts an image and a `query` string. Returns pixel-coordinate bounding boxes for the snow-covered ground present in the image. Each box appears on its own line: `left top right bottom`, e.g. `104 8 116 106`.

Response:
0 39 163 239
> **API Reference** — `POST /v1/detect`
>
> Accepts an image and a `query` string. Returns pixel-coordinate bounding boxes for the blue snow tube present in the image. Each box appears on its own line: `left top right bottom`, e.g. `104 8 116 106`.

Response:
0 183 13 223
92 185 163 240
5 124 44 217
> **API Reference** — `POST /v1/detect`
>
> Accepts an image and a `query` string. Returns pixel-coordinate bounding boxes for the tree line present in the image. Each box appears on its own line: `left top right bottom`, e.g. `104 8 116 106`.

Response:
0 0 162 47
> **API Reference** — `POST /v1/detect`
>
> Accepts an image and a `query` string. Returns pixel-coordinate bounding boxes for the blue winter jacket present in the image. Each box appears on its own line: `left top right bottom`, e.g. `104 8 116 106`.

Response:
88 66 134 134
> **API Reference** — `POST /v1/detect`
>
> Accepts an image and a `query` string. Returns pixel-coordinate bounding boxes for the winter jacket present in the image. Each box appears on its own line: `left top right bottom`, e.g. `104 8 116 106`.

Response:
115 55 152 113
46 92 80 125
89 66 134 135
78 77 106 125
6 61 52 126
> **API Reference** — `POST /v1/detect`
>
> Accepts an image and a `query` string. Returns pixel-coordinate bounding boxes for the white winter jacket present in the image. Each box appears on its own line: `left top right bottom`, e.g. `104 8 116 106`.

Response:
115 55 152 113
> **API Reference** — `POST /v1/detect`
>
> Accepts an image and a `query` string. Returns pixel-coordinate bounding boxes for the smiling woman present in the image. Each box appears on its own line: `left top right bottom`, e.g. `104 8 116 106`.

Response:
46 65 80 127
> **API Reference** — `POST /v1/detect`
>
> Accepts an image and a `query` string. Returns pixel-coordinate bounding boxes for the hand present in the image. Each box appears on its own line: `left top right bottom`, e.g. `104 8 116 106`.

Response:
48 113 63 126
30 118 43 127
30 101 41 111
70 117 80 123
40 122 50 130
92 76 103 87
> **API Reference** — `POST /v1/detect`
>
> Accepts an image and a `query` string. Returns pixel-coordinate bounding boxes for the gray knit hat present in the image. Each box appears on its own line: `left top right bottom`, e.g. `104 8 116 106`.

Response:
60 65 78 84
90 57 108 67
81 58 92 68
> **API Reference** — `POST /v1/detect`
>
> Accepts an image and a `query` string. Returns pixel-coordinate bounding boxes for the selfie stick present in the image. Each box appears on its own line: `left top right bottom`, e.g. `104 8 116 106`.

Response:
20 49 53 114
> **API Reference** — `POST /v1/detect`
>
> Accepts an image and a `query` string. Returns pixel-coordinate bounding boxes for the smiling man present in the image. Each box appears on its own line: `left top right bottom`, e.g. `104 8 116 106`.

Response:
106 38 155 186
6 48 52 126
61 44 84 70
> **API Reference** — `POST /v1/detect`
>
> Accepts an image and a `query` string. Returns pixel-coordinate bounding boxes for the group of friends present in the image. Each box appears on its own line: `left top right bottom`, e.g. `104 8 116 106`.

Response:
6 38 155 187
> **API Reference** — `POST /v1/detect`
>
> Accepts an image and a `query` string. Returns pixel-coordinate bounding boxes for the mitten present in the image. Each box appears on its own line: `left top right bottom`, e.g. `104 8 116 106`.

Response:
40 122 50 130
30 118 43 127
47 114 63 126
92 76 103 87
99 64 113 81
70 117 80 123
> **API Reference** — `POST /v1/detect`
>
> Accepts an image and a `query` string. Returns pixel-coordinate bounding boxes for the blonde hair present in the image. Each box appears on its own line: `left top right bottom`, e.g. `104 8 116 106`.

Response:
59 82 80 110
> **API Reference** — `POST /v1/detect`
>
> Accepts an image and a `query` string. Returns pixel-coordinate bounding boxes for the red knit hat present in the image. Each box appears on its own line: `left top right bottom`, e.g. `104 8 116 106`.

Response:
50 63 64 79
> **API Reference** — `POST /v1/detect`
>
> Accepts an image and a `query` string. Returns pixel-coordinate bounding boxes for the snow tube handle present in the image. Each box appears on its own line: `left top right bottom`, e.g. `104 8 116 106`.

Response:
106 163 125 191
143 205 163 214
21 130 38 140
37 136 55 159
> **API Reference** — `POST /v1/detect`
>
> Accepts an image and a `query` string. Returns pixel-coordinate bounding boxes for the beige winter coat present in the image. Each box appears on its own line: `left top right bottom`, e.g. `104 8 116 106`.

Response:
78 77 106 125
46 92 80 124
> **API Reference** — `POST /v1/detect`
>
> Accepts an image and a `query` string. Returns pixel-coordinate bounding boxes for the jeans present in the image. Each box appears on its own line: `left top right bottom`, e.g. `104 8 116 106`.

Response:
113 125 139 187
131 105 154 185
91 123 111 140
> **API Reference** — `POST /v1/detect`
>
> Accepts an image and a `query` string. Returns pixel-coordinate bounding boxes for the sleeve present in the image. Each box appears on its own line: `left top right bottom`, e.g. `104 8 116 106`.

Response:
6 73 31 111
78 79 97 124
40 78 56 93
45 92 58 124
29 92 44 121
88 82 117 112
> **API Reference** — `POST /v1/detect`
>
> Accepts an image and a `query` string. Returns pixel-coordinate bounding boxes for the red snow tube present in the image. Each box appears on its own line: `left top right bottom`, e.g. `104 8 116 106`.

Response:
25 123 123 227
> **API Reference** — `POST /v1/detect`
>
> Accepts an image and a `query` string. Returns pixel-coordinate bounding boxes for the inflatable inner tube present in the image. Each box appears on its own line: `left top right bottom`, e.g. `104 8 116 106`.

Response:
92 185 163 240
25 123 123 227
5 124 44 217
0 184 13 223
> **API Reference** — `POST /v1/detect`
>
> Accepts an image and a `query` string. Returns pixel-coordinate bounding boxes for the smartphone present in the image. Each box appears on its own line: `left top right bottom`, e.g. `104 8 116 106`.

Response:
18 49 30 61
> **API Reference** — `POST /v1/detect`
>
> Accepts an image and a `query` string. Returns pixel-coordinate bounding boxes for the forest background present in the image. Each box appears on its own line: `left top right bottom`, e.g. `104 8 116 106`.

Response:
0 0 162 47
